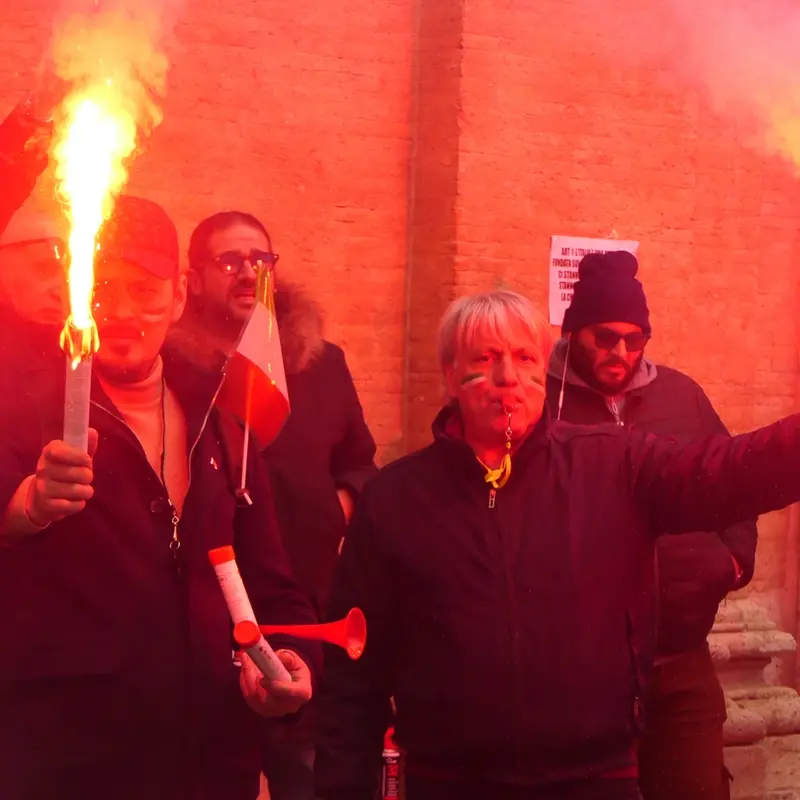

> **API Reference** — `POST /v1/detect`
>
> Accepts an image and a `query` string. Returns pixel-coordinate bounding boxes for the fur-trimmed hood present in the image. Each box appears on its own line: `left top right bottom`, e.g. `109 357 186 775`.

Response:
167 278 325 375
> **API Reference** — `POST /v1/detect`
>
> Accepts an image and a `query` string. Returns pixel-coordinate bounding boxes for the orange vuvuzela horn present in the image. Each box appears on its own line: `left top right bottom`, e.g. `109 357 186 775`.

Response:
259 607 367 660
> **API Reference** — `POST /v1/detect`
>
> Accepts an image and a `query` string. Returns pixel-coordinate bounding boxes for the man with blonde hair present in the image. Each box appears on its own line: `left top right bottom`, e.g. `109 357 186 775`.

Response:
316 289 800 800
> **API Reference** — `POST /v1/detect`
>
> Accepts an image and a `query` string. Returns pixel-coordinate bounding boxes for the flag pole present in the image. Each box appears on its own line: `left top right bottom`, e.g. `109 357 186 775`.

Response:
236 265 272 504
240 367 254 495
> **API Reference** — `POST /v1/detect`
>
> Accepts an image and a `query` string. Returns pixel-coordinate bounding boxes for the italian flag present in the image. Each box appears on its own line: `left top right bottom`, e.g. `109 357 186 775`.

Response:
215 299 290 449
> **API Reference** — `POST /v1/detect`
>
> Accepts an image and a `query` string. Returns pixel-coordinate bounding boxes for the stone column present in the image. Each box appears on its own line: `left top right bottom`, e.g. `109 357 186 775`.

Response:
712 597 800 798
404 0 465 453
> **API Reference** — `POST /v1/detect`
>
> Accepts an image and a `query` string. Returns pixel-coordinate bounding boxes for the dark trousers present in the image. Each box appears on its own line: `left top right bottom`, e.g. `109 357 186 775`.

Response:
638 644 730 800
405 776 642 800
261 712 316 800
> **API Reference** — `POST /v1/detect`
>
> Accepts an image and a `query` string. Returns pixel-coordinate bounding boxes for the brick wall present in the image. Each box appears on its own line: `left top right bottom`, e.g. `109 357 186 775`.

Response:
2 0 800 597
447 0 800 601
0 0 414 458
404 0 464 451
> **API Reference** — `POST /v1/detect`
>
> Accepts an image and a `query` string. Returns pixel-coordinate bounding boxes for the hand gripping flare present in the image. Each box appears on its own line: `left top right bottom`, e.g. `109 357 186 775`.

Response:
208 546 291 681
208 546 367 674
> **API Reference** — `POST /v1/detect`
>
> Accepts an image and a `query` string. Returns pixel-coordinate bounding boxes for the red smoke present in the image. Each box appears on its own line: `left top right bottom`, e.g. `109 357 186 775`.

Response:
575 0 800 168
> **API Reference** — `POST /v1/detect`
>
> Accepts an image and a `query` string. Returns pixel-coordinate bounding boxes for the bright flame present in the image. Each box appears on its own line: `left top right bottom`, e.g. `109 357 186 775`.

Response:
55 84 137 362
48 5 168 366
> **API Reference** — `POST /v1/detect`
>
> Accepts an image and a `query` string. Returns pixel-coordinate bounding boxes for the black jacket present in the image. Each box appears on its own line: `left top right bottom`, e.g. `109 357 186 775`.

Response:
315 405 800 799
169 287 378 614
545 357 758 657
0 353 321 800
264 341 378 613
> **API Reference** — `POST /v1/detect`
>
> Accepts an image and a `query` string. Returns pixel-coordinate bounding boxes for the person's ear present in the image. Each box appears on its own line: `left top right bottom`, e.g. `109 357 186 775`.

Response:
171 273 188 323
188 268 204 298
443 364 459 399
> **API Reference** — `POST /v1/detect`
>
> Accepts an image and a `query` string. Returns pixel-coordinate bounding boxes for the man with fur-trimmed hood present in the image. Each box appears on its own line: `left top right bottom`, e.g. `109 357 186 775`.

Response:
169 210 378 800
172 211 378 613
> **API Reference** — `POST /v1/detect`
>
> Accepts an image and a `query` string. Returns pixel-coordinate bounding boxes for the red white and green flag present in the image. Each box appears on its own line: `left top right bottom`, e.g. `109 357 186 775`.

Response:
216 291 290 452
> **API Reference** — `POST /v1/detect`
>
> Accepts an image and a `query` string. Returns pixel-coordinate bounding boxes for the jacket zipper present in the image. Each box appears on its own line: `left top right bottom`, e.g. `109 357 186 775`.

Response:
484 483 524 773
609 399 624 426
94 378 222 790
93 380 222 572
180 392 220 552
181 376 225 513
93 401 184 571
625 611 644 733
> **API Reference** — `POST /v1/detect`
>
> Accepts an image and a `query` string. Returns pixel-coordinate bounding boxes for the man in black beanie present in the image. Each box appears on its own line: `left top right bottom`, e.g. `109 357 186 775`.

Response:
545 250 756 800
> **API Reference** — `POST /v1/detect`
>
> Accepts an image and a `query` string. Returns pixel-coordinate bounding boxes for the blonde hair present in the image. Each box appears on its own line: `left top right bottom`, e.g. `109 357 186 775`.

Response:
438 290 552 370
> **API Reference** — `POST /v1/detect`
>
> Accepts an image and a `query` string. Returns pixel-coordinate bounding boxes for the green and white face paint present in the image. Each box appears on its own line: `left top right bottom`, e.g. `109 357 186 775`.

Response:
527 370 546 390
460 367 544 391
460 372 489 389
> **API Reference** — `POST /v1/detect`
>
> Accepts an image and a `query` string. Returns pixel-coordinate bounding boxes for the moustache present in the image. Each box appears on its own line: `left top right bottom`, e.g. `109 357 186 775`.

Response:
100 324 142 339
601 359 631 371
490 396 526 407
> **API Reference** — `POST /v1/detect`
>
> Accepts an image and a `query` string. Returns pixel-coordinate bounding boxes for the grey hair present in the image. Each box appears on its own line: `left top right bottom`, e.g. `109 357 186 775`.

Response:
438 290 553 371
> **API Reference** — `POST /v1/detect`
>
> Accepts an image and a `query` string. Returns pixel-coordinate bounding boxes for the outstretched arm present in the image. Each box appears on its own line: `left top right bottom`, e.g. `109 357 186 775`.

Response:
692 388 758 588
630 414 800 536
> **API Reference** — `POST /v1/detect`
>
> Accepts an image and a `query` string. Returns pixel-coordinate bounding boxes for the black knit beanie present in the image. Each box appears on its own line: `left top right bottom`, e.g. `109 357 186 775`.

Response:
561 250 651 335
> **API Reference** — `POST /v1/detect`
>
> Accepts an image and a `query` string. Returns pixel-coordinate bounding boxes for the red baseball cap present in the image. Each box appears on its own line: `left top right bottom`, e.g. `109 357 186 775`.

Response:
97 195 179 280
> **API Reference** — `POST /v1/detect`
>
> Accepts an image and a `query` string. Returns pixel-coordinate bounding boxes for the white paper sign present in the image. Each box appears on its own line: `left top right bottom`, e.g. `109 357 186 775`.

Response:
549 235 640 326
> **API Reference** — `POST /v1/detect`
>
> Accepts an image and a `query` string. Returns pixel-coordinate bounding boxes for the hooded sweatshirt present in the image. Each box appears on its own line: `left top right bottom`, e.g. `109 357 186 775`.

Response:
548 338 659 423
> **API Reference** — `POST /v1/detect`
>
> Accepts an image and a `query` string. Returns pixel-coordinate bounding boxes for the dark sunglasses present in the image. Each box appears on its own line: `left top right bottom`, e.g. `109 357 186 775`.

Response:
593 328 649 352
212 249 279 276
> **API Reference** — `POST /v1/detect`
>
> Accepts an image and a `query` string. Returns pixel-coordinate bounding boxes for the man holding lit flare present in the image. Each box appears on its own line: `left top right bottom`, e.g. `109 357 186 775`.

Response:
0 196 319 800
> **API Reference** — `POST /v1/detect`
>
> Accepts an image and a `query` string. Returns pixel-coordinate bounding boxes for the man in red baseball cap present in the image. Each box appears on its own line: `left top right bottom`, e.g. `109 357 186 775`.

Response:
92 195 184 382
0 195 320 800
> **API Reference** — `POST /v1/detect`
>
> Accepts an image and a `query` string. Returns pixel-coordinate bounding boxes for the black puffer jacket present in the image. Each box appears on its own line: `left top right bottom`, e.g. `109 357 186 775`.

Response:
316 405 799 800
546 340 757 656
263 340 378 613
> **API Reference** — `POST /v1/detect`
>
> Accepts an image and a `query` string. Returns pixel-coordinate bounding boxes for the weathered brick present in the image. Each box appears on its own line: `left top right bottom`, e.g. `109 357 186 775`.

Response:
0 0 413 461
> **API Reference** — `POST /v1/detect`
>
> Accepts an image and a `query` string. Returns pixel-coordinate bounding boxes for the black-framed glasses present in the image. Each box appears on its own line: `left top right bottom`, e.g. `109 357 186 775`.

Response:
593 327 649 353
212 249 279 276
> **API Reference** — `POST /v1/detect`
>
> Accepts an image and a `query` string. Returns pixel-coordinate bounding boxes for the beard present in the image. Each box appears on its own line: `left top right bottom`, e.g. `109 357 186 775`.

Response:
568 339 642 396
96 353 160 385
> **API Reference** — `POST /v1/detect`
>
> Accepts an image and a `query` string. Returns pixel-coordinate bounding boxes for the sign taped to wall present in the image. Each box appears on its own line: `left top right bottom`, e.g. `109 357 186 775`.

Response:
549 235 639 326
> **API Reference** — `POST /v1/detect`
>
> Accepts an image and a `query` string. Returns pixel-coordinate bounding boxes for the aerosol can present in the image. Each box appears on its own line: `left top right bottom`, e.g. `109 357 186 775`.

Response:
381 727 400 800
